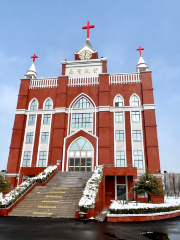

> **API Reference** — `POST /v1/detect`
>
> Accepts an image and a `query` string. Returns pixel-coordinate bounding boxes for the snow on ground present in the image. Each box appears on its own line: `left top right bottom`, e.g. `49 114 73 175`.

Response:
164 196 180 204
109 200 180 210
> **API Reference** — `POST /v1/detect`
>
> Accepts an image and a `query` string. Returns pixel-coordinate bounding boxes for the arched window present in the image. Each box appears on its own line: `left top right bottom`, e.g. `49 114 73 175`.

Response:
73 97 92 109
30 99 38 110
68 138 93 172
44 99 53 110
115 96 123 107
131 95 139 106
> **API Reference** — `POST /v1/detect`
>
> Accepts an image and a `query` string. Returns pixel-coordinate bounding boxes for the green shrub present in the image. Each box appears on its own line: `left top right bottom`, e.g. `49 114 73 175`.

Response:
109 205 180 214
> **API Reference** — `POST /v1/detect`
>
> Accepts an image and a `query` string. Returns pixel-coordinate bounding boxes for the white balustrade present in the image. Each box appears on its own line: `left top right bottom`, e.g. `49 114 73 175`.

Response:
68 77 99 87
29 78 58 89
109 74 141 85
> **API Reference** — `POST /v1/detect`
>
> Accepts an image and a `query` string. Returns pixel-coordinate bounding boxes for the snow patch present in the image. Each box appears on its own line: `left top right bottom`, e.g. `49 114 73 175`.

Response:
0 166 57 207
78 165 104 208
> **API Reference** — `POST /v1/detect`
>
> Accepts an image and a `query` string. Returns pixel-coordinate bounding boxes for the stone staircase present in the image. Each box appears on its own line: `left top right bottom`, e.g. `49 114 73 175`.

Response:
8 172 92 218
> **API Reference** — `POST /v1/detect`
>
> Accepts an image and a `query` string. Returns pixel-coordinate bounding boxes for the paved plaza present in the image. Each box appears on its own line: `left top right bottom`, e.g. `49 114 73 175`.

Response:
0 216 180 240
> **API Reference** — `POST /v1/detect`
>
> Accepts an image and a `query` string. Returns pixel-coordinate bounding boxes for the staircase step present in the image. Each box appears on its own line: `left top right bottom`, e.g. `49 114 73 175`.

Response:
8 171 92 218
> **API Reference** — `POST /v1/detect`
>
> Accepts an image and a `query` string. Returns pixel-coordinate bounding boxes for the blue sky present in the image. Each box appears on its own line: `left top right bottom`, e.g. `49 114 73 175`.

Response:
0 1 180 173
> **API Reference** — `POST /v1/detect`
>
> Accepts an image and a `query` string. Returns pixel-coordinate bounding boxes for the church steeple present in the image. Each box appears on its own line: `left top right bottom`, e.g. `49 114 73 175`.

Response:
25 54 38 78
136 46 148 72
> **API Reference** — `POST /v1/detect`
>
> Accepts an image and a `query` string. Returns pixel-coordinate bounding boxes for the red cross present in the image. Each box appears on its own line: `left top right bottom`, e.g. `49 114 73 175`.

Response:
31 54 38 63
82 21 95 38
136 46 144 56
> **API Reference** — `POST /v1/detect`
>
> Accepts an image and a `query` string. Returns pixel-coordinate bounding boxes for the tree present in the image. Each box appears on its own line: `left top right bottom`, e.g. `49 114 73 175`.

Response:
0 174 11 192
131 170 164 201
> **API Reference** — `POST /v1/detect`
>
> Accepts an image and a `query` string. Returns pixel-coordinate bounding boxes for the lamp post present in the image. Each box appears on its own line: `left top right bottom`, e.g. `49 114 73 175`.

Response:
134 185 138 206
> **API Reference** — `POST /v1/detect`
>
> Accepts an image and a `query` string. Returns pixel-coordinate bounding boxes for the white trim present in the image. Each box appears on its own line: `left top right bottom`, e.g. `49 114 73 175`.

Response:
62 129 98 172
115 176 117 200
124 112 127 167
130 110 134 167
129 93 141 106
69 93 96 108
66 136 94 172
43 97 53 110
20 114 37 168
140 112 146 172
28 98 39 110
61 58 107 65
107 210 180 217
125 175 128 200
15 104 155 115
113 94 124 107
5 173 19 177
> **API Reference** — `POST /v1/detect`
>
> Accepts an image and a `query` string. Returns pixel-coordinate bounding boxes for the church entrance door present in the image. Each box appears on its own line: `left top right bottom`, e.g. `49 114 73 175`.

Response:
68 138 93 172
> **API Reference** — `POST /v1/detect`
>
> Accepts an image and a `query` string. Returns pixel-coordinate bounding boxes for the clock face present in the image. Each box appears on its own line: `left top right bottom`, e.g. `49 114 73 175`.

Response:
79 50 92 60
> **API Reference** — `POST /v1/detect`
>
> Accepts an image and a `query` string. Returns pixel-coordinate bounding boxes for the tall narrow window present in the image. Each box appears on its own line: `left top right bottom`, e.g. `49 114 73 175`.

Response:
26 133 34 143
72 113 92 128
131 111 140 122
43 114 51 124
30 99 38 110
116 131 124 141
134 151 143 168
22 151 31 167
38 151 47 167
115 112 123 122
28 115 36 125
44 99 53 110
73 97 92 109
132 130 141 141
131 95 139 106
116 151 125 167
41 132 49 142
115 96 123 107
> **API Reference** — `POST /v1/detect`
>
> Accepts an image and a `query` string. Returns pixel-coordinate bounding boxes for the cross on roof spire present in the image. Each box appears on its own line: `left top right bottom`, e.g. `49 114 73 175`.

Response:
31 54 38 63
82 21 95 39
136 46 144 56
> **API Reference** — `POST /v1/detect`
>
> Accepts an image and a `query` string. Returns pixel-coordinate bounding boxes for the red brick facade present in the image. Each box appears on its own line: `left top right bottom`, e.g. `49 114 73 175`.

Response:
5 41 161 202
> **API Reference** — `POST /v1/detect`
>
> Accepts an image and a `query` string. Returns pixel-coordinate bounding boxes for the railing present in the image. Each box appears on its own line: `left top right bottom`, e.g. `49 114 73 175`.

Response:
29 78 58 89
68 77 99 87
104 164 134 168
109 73 141 85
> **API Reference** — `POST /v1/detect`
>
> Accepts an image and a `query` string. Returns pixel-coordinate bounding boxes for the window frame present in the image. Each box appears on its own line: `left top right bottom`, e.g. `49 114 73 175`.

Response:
26 132 34 143
114 95 123 107
22 151 31 167
71 113 93 128
30 99 38 110
115 130 124 141
131 111 140 122
73 97 92 109
115 112 123 122
133 150 143 168
132 130 141 141
116 151 125 167
41 132 49 143
43 114 51 124
28 115 36 125
44 99 53 110
38 151 47 167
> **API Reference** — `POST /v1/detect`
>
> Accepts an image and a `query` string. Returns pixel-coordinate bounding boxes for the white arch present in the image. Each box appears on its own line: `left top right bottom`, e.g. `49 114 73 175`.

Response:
69 93 96 108
113 94 124 107
29 98 39 110
129 93 141 106
43 97 53 110
66 136 94 172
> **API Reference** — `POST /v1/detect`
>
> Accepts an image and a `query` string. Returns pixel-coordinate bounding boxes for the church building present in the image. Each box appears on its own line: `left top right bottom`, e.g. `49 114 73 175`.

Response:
5 22 161 203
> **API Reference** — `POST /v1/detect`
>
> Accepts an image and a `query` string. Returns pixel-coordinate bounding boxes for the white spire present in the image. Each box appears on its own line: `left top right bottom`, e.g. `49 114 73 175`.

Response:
136 56 148 72
25 62 37 78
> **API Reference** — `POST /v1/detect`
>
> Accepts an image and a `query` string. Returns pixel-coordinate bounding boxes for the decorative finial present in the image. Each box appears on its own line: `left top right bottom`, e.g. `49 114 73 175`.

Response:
31 54 38 63
82 21 95 39
136 46 144 56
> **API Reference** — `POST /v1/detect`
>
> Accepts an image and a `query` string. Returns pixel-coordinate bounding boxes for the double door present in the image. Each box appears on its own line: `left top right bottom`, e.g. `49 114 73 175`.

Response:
69 158 91 171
